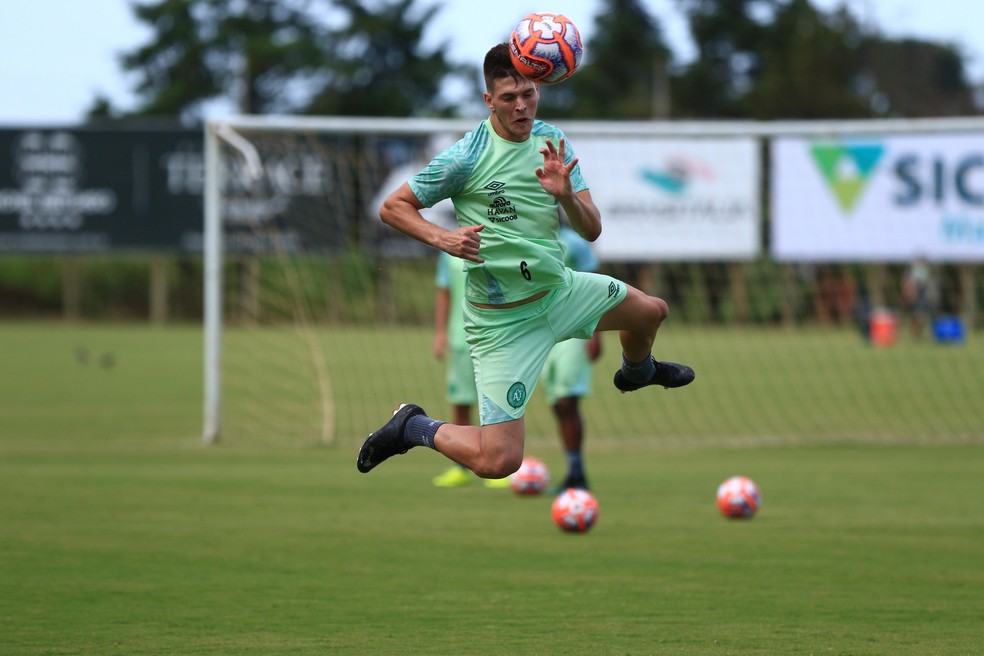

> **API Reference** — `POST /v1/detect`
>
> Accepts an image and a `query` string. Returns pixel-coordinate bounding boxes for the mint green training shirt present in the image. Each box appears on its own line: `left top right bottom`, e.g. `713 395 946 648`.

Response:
408 118 588 305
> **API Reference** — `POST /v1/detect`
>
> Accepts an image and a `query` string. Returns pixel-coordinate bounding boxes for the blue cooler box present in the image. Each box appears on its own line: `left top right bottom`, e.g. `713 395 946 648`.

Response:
933 316 965 344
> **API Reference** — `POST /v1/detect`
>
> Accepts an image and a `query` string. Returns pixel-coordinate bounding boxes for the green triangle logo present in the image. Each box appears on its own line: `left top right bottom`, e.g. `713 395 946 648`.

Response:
810 142 884 213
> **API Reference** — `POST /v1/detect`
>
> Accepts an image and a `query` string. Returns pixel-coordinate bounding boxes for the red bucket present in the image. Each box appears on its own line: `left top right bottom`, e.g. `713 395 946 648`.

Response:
869 310 898 347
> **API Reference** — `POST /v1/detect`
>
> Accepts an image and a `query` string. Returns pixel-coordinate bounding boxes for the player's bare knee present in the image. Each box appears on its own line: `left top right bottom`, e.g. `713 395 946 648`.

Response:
636 296 668 333
475 451 522 479
651 296 669 323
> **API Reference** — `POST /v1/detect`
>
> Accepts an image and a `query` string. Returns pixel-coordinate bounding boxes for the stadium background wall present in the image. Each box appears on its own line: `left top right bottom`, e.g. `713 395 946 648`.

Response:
1 119 981 327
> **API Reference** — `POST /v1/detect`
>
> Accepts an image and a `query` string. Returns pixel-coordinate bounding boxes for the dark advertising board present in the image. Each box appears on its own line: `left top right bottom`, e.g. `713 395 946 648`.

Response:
0 127 203 253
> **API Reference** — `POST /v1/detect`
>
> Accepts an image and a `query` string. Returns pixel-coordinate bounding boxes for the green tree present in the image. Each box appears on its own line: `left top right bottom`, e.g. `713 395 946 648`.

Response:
101 0 458 121
672 0 775 118
672 0 980 119
741 0 870 119
304 0 459 117
116 0 323 120
541 0 672 119
84 94 118 121
860 37 977 117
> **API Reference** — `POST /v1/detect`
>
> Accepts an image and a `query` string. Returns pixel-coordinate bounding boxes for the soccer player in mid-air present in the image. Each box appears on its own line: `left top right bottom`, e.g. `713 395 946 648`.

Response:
357 42 694 479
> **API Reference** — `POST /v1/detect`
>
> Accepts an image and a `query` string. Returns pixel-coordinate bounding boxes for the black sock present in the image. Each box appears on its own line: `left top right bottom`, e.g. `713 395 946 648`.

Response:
565 449 584 479
621 354 656 384
405 415 444 450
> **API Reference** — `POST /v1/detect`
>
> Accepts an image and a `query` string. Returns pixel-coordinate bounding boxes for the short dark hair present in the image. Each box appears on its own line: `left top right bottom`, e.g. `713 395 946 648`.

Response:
483 42 525 91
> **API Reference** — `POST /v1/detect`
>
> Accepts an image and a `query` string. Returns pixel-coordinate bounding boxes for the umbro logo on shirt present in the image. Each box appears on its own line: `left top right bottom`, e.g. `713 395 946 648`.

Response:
484 181 505 192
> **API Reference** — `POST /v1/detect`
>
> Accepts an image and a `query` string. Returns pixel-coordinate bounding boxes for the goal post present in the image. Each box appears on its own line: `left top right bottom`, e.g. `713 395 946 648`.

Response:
203 123 222 444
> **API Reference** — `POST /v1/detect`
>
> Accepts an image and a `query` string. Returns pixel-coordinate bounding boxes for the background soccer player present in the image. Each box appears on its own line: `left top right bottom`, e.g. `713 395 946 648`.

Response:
431 222 601 491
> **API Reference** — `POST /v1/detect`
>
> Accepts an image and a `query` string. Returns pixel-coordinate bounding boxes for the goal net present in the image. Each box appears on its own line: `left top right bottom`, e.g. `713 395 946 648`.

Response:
203 116 983 450
203 117 484 448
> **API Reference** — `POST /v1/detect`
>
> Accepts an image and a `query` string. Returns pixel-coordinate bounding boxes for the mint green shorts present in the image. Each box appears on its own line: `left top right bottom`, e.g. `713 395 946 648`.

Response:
463 269 626 425
446 347 478 406
541 337 593 405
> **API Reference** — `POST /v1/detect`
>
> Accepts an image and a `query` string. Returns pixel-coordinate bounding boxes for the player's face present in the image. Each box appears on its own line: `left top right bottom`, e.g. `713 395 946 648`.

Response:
484 75 540 143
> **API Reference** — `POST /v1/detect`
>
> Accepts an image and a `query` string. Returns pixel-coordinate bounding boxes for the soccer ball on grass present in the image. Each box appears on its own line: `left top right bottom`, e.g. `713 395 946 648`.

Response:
509 12 583 84
716 476 761 519
551 488 599 533
510 456 550 495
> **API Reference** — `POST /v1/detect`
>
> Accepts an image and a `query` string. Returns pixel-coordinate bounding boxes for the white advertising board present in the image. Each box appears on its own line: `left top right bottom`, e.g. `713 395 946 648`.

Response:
571 137 760 261
771 134 984 262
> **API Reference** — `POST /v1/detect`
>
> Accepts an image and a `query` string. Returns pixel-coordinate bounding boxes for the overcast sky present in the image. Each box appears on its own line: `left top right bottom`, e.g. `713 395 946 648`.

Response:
1 0 983 124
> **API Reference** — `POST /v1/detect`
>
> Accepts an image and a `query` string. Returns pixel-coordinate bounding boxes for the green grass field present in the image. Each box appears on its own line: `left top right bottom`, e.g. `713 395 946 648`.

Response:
2 323 983 655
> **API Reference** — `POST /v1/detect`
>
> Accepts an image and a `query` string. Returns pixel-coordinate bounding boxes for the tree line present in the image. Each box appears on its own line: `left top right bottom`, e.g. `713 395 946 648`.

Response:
89 0 980 123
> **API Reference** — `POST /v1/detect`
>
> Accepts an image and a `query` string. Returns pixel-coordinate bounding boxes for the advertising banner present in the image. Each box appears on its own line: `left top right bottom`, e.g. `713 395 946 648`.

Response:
0 128 203 252
570 136 760 261
0 127 371 254
771 134 984 262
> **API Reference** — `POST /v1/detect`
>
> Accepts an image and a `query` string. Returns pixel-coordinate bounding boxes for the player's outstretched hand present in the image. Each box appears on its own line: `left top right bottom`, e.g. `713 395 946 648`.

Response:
535 138 577 199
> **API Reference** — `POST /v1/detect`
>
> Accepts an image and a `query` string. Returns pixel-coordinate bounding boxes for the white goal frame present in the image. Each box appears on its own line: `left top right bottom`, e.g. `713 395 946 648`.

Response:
202 114 984 444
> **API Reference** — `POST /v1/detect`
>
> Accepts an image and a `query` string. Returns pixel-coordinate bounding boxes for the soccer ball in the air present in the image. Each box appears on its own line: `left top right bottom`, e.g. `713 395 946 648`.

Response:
716 476 761 519
551 488 599 533
510 456 550 495
509 12 583 84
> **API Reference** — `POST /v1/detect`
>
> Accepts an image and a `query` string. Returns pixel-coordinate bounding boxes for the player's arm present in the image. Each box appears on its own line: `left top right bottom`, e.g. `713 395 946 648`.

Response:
380 183 484 262
536 139 601 241
560 189 601 243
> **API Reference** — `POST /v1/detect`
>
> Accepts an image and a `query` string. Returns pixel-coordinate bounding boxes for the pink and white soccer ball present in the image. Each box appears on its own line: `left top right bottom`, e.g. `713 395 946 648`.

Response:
510 456 550 495
716 476 761 519
551 488 599 533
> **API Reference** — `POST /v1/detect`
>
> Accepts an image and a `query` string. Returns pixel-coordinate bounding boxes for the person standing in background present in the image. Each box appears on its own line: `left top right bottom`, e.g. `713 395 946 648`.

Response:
431 222 601 491
902 257 937 340
430 250 509 489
